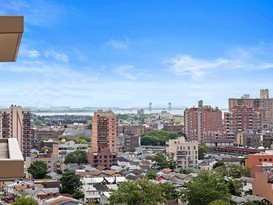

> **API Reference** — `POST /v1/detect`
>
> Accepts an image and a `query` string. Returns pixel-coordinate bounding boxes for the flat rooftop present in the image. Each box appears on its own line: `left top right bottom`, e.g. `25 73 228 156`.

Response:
0 16 24 62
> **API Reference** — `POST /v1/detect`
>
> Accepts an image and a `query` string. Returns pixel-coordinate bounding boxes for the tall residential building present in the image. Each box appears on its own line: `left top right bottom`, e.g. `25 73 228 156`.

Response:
166 137 198 169
87 110 117 168
229 89 273 129
91 110 117 153
184 101 223 142
224 106 264 136
0 105 31 157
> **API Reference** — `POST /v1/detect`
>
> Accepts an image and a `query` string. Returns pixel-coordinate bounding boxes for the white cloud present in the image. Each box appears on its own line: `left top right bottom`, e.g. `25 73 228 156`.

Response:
166 55 229 78
44 51 69 62
115 64 150 80
20 46 41 58
116 64 135 80
166 44 273 79
106 39 130 49
28 49 40 58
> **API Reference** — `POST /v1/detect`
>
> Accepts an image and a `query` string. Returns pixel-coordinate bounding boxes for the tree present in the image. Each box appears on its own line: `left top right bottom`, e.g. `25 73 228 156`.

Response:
180 168 194 174
109 178 168 205
73 189 84 199
76 138 88 144
182 170 230 205
215 163 244 178
242 166 251 177
210 199 230 205
141 130 180 146
198 146 208 160
151 151 176 170
226 179 243 196
64 150 87 164
60 170 81 194
27 161 48 179
12 197 39 205
40 146 53 153
146 171 157 180
213 162 225 169
160 182 178 200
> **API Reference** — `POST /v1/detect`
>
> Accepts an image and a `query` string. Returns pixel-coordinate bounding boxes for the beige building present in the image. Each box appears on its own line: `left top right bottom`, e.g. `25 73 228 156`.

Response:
166 137 198 169
0 105 31 157
25 154 63 179
52 141 88 157
0 138 24 180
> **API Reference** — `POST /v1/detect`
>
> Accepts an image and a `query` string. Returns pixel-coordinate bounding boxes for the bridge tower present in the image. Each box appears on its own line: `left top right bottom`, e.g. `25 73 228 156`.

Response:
149 102 152 111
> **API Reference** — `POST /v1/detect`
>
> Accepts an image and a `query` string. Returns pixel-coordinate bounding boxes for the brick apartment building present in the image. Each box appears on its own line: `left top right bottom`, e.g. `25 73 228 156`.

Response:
0 105 31 157
184 100 223 142
229 89 273 129
224 106 265 136
245 150 273 168
30 128 64 150
87 110 117 168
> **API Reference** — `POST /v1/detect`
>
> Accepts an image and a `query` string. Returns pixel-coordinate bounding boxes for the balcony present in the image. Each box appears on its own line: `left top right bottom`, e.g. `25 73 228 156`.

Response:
0 16 24 62
0 138 24 180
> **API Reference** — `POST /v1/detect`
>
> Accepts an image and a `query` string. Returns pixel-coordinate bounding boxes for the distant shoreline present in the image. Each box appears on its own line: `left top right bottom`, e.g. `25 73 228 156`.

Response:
33 109 185 116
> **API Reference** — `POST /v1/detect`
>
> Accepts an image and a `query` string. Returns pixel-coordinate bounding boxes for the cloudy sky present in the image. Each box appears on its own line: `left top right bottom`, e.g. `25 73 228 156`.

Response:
1 0 273 108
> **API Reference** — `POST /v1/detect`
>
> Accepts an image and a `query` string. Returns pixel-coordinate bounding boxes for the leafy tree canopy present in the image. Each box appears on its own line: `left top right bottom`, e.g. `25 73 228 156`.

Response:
64 150 87 164
182 170 231 205
60 170 81 194
109 178 176 205
209 199 230 205
180 168 194 174
72 189 84 199
146 171 157 180
12 197 39 205
151 151 176 170
198 146 208 160
27 161 48 179
141 130 181 146
215 163 246 178
213 161 225 169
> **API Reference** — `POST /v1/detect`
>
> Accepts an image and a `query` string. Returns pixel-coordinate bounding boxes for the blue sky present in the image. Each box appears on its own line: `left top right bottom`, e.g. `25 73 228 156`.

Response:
1 0 273 108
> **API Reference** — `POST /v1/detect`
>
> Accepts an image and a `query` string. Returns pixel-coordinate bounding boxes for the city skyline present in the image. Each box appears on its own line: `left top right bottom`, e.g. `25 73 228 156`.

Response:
1 0 273 108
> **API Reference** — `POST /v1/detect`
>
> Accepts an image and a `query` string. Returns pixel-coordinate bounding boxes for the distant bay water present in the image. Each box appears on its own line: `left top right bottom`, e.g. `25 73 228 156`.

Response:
33 109 185 116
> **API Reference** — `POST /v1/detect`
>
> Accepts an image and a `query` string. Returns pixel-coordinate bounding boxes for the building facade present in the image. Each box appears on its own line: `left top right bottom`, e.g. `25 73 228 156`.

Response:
88 110 117 168
0 105 31 157
224 106 265 136
166 137 198 169
25 153 62 179
229 89 273 129
245 150 273 168
184 101 223 142
52 141 88 157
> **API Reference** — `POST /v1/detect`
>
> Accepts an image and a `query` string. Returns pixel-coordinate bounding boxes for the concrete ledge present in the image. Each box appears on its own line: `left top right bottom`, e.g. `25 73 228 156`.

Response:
0 138 24 180
0 16 24 62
